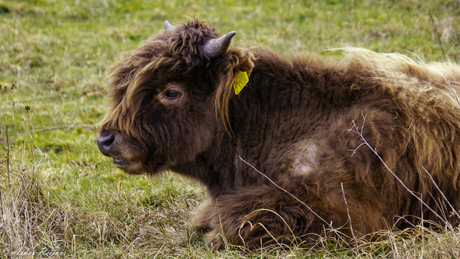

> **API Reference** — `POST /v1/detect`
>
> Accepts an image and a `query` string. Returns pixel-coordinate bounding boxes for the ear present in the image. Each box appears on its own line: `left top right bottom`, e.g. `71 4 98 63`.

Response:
236 51 254 74
227 48 254 75
213 48 255 134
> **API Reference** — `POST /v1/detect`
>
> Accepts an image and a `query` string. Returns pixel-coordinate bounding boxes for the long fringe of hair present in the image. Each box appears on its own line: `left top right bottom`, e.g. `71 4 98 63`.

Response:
213 48 255 134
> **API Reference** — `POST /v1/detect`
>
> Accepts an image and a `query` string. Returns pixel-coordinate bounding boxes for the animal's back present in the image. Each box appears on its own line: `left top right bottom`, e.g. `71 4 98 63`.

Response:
291 48 460 229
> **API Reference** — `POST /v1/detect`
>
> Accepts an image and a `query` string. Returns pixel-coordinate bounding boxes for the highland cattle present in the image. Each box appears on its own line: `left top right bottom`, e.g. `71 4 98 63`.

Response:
97 19 460 249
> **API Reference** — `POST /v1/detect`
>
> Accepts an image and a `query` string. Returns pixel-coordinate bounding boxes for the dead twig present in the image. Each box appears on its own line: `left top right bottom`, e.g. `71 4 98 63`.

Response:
429 11 447 61
347 112 451 229
33 124 97 133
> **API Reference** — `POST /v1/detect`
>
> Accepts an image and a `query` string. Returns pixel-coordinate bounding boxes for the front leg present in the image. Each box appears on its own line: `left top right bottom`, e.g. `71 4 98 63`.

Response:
192 198 215 233
198 185 321 249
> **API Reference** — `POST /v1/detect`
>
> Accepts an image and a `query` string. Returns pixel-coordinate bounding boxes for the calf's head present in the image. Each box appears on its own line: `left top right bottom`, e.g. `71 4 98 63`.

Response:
97 19 253 174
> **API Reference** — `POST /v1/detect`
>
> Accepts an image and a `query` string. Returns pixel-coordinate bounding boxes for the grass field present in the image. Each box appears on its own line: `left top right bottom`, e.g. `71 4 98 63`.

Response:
1 0 459 257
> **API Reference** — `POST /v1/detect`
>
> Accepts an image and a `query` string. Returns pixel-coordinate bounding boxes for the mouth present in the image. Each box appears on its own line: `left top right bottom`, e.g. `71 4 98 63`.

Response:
112 157 125 166
110 157 146 174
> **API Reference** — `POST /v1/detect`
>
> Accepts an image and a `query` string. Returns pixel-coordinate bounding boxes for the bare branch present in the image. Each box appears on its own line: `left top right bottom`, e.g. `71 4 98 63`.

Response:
429 11 447 61
422 166 460 220
341 183 356 242
33 124 97 133
347 114 451 228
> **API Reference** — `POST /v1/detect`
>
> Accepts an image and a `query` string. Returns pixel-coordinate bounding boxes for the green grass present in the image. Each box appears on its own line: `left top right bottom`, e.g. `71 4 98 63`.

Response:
0 0 459 257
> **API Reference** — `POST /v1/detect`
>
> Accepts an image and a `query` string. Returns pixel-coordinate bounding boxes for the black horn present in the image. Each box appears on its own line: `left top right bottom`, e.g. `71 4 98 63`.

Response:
203 31 236 59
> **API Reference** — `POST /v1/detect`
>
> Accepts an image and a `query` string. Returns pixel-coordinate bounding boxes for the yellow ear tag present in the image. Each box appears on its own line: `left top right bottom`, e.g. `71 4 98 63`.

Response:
233 71 249 95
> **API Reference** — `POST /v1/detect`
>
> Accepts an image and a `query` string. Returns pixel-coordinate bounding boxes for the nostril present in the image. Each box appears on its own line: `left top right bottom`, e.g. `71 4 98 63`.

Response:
97 134 115 155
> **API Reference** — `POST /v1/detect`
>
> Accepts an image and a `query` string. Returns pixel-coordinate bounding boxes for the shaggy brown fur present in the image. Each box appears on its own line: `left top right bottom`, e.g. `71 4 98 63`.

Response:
97 19 460 249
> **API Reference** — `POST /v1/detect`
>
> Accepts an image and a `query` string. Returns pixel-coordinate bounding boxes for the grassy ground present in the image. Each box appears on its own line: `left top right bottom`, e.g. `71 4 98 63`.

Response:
0 0 459 257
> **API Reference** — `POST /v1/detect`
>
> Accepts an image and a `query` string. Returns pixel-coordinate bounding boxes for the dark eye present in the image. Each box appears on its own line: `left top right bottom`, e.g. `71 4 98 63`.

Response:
164 90 180 99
